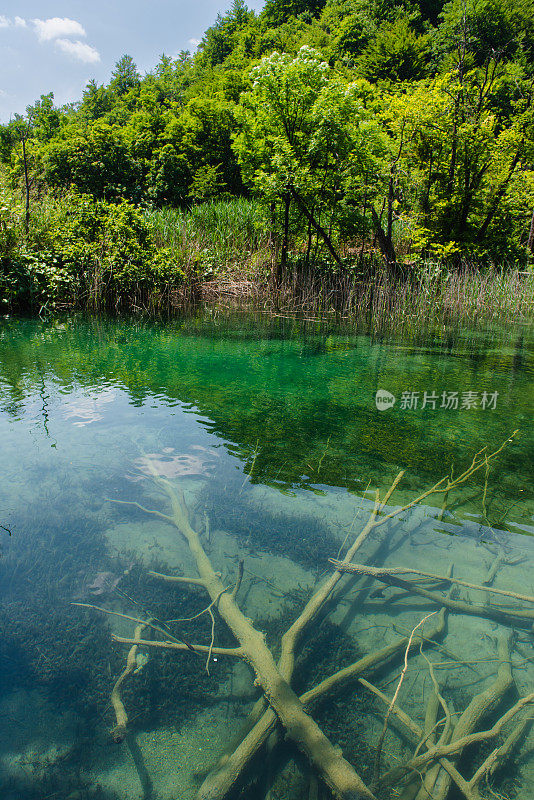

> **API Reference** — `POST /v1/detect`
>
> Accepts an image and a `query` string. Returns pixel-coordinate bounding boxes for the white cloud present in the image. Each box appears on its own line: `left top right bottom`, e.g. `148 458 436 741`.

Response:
188 38 201 47
29 16 99 64
0 15 27 28
55 38 100 63
33 17 86 42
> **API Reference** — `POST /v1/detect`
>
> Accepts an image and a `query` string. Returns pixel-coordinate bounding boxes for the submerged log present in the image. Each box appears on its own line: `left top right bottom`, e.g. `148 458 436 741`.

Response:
145 466 376 800
100 431 524 800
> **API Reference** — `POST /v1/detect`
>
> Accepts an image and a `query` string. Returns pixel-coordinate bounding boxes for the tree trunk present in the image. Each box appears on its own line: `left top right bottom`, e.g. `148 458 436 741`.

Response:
478 147 522 240
277 192 291 284
422 149 434 223
386 171 394 247
290 188 342 266
22 136 30 234
527 206 534 254
305 212 313 266
370 207 399 272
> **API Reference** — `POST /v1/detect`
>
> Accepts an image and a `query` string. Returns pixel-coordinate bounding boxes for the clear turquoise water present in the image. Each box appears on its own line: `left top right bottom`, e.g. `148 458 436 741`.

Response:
0 313 532 800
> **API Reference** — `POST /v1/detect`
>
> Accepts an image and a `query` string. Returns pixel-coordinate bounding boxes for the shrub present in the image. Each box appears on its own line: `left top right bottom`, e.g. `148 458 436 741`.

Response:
1 193 186 311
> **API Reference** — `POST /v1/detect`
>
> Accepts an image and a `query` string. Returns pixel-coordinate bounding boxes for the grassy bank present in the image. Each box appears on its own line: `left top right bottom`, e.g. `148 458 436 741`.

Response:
1 189 533 328
0 186 272 313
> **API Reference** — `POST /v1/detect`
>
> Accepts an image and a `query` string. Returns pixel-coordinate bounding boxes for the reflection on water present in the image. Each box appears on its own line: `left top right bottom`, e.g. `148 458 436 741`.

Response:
0 313 532 800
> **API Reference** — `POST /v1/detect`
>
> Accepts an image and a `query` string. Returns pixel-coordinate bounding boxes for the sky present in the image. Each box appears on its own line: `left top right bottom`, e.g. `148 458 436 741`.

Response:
0 1 264 122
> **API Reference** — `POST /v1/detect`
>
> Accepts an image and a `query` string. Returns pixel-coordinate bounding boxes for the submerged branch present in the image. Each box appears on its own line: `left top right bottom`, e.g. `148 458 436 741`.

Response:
141 458 377 800
72 602 199 652
111 622 147 743
326 567 534 627
328 560 534 604
112 635 244 658
372 611 438 785
90 433 521 800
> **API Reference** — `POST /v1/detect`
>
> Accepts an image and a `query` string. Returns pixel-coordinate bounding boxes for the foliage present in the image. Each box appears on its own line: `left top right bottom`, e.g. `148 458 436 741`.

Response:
1 0 534 312
109 54 141 97
356 18 431 81
39 121 141 202
198 0 256 67
383 67 534 258
0 191 186 311
263 0 327 25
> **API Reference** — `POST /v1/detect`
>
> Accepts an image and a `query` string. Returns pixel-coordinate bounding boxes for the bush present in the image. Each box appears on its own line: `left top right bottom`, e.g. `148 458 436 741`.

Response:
0 253 76 311
0 193 186 311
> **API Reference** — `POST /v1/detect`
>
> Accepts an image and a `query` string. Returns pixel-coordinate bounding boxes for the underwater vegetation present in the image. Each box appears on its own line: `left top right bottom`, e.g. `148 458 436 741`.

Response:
73 429 534 800
0 506 237 799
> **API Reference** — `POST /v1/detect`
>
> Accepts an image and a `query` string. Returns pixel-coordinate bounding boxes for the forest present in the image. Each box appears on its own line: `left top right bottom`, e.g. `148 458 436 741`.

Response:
1 0 534 313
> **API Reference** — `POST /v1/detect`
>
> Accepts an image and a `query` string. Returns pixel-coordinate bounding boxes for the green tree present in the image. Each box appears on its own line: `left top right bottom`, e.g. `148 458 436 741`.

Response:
42 121 141 201
198 0 255 67
436 0 534 69
82 80 113 120
263 0 327 25
188 163 226 202
384 69 534 259
147 143 189 205
11 112 34 233
26 93 62 142
234 47 386 274
110 55 141 97
160 97 241 201
356 17 431 81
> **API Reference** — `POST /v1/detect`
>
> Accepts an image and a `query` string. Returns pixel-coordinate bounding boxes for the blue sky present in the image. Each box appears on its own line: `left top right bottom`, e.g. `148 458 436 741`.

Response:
0 1 264 122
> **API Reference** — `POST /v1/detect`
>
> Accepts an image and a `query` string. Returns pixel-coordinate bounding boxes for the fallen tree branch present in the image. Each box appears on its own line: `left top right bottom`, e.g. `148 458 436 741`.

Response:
111 622 147 743
72 602 198 652
358 678 477 800
327 565 534 627
327 561 534 605
378 634 516 792
100 433 520 800
198 605 449 800
372 611 438 785
149 571 207 587
398 690 534 776
137 460 377 800
197 434 517 799
112 635 245 659
469 713 532 790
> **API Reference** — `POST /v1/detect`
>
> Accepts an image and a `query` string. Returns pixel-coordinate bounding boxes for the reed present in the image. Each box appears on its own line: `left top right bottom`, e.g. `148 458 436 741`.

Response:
255 259 534 331
2 178 533 324
145 198 272 269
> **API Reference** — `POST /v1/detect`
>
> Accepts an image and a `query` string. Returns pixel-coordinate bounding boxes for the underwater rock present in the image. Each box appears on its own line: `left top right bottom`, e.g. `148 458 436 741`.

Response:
86 572 122 596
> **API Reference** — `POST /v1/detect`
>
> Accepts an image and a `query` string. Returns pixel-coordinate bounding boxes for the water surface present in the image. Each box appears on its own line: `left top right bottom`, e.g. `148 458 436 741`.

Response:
0 313 532 800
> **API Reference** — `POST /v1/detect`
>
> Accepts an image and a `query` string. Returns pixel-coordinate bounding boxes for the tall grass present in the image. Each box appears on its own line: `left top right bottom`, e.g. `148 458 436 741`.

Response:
252 261 534 331
145 198 272 270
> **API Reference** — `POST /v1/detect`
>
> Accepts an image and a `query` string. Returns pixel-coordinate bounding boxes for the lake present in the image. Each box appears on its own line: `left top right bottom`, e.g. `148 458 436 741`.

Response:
0 312 532 800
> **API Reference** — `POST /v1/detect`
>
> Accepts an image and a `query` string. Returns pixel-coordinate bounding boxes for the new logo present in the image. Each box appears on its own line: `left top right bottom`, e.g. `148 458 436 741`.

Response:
375 389 396 410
